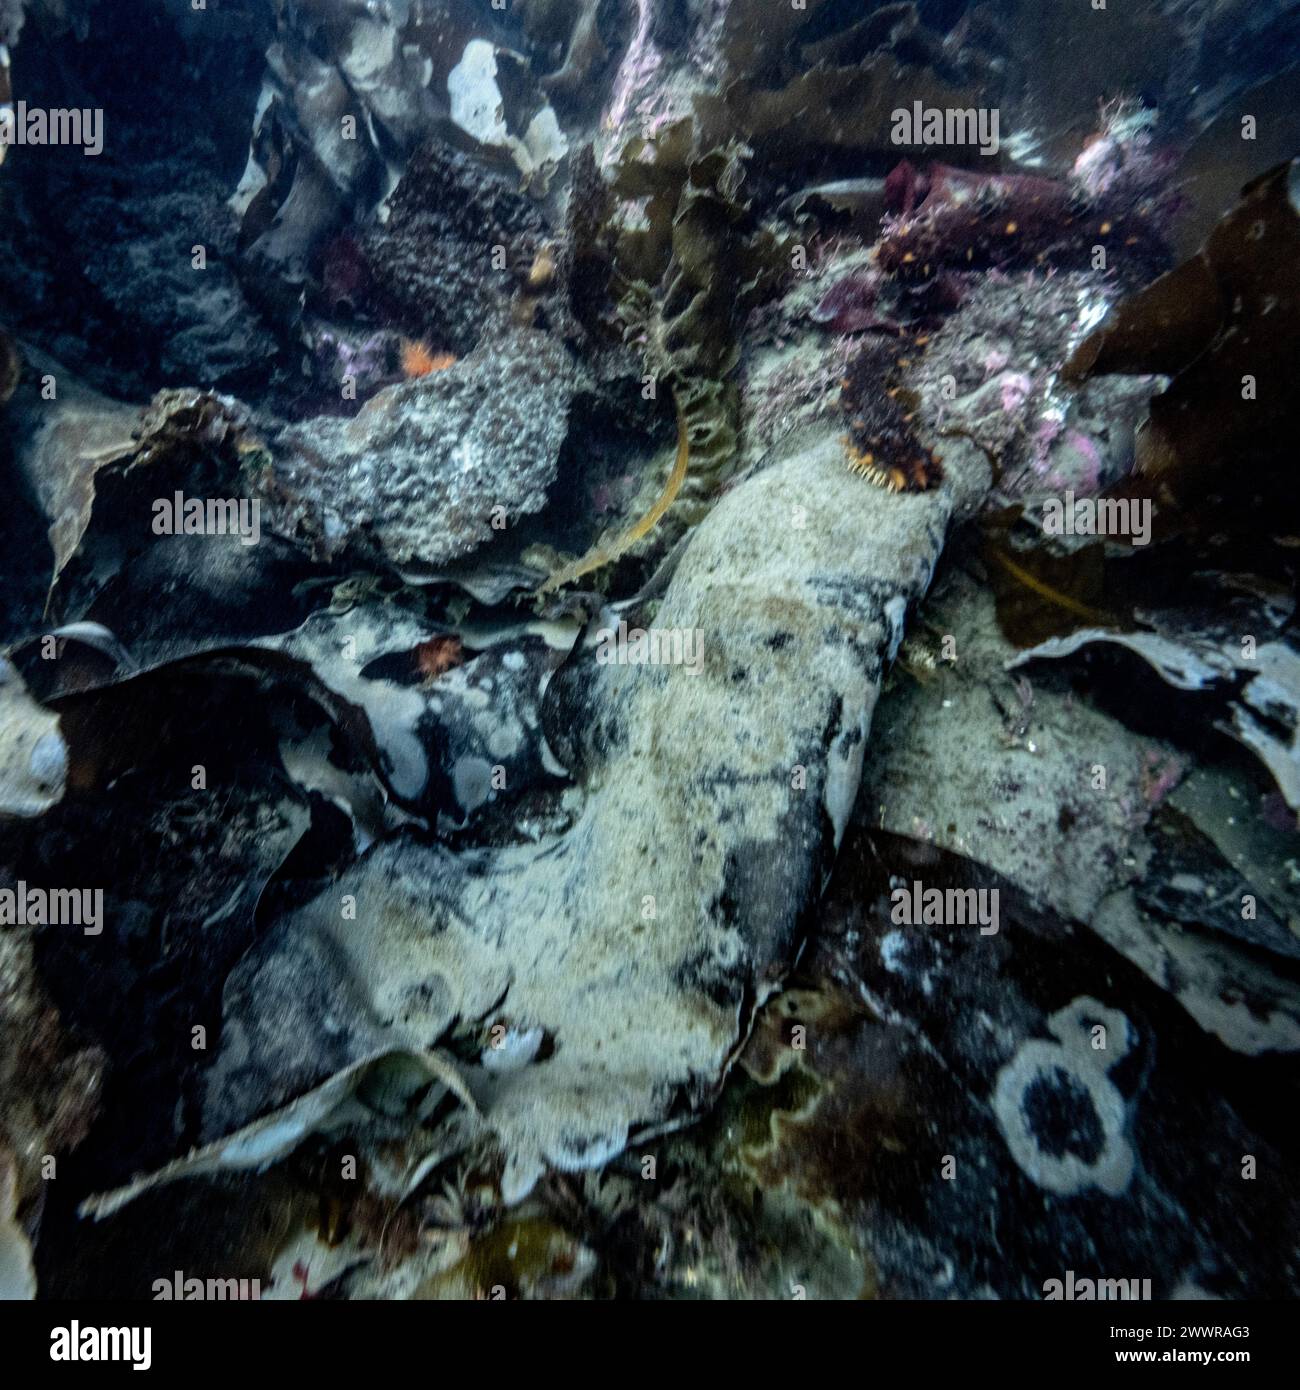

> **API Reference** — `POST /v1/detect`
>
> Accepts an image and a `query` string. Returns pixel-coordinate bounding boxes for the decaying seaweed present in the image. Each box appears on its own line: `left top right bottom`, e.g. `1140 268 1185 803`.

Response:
0 331 19 405
9 362 259 607
530 117 793 587
84 416 995 1218
523 0 622 108
698 0 991 166
0 911 104 1297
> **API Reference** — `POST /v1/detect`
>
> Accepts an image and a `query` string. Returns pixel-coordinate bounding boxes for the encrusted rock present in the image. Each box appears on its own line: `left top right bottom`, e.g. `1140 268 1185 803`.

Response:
361 140 548 355
268 327 581 569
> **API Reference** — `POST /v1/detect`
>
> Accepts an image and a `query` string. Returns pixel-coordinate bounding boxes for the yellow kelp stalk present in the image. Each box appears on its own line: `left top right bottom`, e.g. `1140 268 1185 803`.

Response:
539 401 690 595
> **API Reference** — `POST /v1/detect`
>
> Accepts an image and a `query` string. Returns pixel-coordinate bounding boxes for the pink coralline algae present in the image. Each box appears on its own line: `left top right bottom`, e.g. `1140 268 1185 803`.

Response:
998 371 1034 414
1029 425 1106 494
1060 430 1103 490
307 329 401 414
983 349 1010 375
1140 749 1187 807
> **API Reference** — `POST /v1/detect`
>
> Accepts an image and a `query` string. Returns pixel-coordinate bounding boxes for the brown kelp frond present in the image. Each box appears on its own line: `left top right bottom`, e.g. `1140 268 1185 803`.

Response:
538 404 690 596
609 122 791 499
1063 158 1300 513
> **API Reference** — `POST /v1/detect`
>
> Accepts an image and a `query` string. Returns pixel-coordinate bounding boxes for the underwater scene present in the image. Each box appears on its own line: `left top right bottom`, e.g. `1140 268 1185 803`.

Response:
1 0 1299 1321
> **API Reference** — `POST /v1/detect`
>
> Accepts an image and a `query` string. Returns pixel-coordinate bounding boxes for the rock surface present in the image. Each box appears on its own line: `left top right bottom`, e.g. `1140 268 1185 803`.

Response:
270 328 582 569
